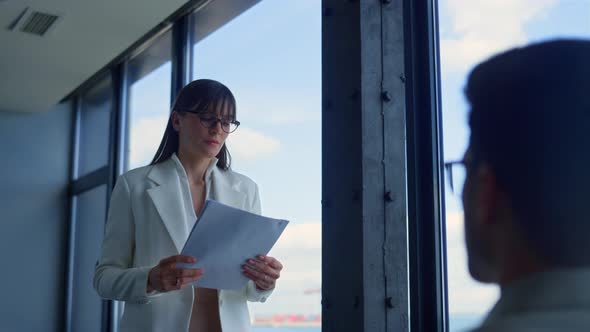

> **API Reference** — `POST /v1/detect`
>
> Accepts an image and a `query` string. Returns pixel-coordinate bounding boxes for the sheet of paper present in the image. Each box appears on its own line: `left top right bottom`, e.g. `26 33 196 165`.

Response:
178 200 289 290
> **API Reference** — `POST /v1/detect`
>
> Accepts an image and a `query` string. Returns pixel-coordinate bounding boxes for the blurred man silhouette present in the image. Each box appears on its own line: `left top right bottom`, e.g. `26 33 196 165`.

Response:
459 39 590 331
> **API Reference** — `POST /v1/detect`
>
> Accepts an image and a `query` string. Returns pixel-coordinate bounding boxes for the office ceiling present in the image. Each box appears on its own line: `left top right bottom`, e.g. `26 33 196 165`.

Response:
0 0 190 112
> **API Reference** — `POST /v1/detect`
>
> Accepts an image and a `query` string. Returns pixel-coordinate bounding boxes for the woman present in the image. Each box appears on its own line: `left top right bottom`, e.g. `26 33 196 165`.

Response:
94 79 283 332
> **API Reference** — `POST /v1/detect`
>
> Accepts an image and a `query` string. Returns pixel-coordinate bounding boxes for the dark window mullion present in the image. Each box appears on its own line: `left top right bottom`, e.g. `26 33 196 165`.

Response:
112 63 129 179
64 95 82 332
405 0 448 331
102 64 127 332
69 166 110 196
66 72 114 331
171 14 191 103
186 13 195 85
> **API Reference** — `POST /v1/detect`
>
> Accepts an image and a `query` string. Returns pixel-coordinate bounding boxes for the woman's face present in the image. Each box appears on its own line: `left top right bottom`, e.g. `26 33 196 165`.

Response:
172 103 233 160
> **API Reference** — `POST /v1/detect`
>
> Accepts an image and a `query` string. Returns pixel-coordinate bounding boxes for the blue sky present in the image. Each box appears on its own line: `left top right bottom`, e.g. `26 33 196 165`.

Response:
125 0 590 323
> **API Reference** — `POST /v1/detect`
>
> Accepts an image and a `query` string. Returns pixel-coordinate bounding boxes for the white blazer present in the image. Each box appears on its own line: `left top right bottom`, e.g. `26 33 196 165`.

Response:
93 155 273 332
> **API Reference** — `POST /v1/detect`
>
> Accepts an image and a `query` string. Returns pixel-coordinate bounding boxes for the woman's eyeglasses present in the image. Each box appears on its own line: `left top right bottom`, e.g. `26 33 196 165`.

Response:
177 109 241 133
197 115 240 133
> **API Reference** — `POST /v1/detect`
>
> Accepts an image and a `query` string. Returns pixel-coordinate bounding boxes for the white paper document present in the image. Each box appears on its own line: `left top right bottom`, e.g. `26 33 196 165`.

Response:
178 200 289 290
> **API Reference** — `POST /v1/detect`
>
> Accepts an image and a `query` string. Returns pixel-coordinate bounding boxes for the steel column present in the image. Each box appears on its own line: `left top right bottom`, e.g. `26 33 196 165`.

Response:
322 1 409 331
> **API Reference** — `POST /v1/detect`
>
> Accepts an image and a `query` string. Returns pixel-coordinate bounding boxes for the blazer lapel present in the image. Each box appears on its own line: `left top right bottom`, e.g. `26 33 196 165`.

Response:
146 159 188 253
210 167 247 210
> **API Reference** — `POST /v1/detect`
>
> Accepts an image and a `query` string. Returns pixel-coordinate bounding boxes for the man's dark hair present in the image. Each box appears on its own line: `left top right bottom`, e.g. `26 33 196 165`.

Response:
465 39 590 266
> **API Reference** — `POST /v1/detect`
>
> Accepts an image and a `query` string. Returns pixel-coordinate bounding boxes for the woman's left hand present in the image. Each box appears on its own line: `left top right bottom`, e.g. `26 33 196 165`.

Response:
243 255 283 291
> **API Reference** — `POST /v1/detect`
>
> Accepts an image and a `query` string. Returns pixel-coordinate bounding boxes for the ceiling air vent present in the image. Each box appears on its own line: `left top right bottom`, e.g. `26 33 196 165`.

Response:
6 7 61 36
21 11 59 36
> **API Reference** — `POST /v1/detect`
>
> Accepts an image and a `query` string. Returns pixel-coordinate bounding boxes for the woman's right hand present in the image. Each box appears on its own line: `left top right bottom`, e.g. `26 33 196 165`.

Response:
147 255 204 293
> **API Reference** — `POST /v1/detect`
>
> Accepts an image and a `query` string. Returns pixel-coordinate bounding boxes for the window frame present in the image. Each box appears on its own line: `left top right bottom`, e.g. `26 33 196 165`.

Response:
63 1 449 331
405 0 449 331
64 2 268 331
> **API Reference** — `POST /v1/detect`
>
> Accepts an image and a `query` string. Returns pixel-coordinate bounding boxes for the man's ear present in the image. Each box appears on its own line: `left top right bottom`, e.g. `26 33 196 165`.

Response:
476 164 500 226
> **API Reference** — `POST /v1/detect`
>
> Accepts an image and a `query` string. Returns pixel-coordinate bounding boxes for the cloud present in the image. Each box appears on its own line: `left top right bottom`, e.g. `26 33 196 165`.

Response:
250 222 322 315
226 127 281 161
268 223 321 285
262 107 320 125
128 115 169 169
234 89 321 125
440 0 557 74
238 104 320 126
272 222 321 251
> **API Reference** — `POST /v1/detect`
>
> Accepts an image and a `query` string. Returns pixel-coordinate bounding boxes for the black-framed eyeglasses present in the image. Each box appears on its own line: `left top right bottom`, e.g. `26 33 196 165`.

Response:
177 109 241 133
444 160 467 195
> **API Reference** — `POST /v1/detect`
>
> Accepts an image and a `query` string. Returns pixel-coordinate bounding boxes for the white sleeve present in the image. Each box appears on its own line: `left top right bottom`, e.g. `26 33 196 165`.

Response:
93 175 158 304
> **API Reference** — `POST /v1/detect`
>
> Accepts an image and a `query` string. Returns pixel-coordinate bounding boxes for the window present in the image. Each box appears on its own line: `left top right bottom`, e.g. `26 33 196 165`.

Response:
190 1 322 330
67 73 115 332
77 74 112 177
70 185 108 332
438 1 590 330
125 30 173 170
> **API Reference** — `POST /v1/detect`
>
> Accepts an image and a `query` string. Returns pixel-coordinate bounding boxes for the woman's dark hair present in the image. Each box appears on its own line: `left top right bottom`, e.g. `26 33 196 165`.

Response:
150 79 237 170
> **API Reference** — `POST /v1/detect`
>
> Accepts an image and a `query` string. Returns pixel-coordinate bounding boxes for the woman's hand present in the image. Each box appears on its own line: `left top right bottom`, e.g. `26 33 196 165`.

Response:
242 255 283 291
147 255 203 293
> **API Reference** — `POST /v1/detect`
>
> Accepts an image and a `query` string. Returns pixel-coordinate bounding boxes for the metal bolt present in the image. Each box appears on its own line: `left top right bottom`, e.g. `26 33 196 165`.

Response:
385 297 394 308
382 91 392 102
384 191 394 202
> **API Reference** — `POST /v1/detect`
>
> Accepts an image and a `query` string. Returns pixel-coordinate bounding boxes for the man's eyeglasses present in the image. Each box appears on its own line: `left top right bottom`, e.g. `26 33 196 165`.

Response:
177 110 241 133
444 160 467 196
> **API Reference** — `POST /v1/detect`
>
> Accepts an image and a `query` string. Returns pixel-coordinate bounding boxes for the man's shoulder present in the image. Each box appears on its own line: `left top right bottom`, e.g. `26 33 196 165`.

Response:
474 310 590 332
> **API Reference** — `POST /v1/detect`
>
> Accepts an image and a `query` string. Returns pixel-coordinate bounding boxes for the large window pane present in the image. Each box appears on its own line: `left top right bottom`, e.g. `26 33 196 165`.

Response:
71 185 107 332
78 74 112 177
126 30 173 170
439 1 590 331
191 1 321 330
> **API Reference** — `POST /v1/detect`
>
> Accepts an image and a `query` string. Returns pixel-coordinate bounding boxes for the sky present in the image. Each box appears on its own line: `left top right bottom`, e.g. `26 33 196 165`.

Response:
123 0 590 324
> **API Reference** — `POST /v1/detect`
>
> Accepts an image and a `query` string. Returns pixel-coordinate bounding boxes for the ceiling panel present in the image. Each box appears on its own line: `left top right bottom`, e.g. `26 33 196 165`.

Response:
0 0 190 112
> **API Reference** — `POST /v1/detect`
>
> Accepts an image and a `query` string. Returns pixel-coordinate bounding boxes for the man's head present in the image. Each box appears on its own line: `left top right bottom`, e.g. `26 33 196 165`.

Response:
462 39 590 283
